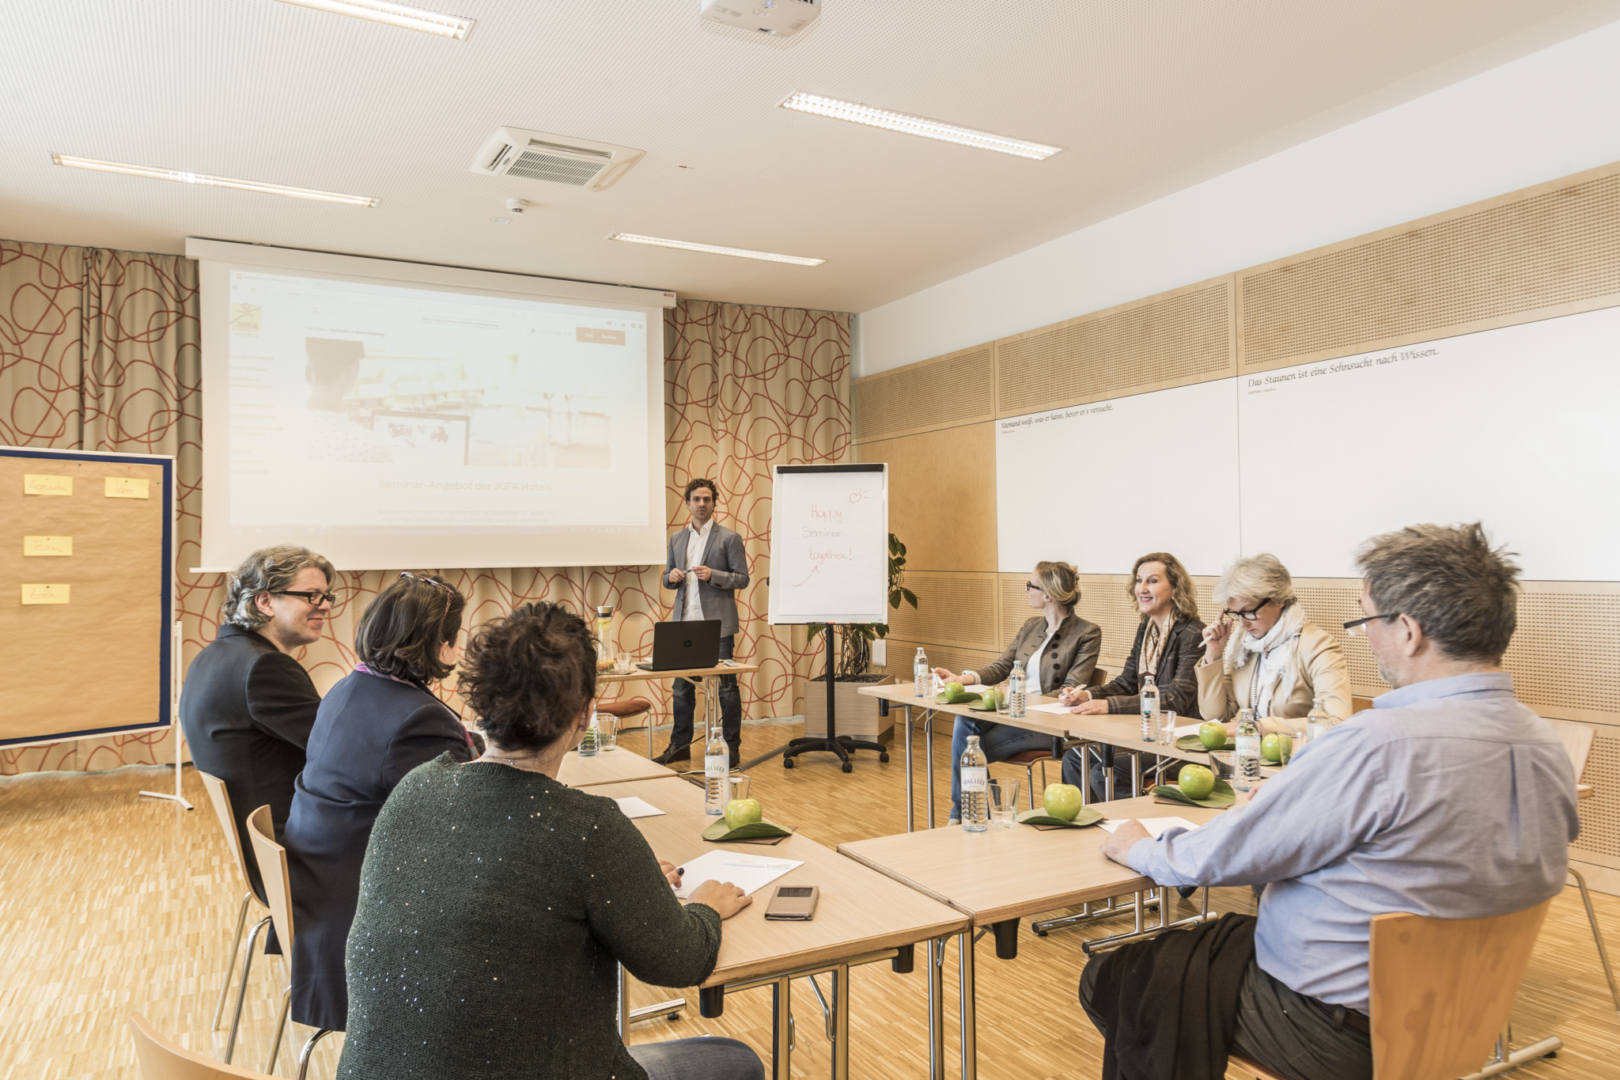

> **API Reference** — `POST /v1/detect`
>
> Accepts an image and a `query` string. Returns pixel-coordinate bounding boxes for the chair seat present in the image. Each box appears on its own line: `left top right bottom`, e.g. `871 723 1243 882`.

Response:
596 697 654 718
1005 748 1057 765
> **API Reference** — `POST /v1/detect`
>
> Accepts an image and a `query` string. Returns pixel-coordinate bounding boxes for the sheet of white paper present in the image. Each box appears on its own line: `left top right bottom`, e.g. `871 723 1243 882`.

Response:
1098 816 1201 838
613 797 666 819
1174 723 1205 738
965 683 990 693
673 850 805 900
1029 701 1073 714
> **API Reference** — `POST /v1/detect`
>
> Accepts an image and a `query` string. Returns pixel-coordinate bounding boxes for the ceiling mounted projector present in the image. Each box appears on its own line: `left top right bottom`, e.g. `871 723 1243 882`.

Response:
700 0 819 36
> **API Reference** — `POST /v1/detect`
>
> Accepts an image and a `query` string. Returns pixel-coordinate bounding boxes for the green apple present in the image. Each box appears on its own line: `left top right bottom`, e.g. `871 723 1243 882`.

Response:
724 798 763 830
980 688 1002 710
1199 722 1228 750
946 681 966 698
1178 764 1216 800
1043 783 1083 821
1261 733 1284 763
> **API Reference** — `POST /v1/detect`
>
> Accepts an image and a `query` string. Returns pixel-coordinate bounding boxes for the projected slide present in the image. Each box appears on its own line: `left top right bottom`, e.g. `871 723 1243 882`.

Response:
225 271 649 535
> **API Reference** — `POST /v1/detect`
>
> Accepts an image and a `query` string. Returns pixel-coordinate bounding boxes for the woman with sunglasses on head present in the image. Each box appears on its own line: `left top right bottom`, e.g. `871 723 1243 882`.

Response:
1058 552 1206 800
931 561 1102 825
1196 553 1352 734
282 572 477 1035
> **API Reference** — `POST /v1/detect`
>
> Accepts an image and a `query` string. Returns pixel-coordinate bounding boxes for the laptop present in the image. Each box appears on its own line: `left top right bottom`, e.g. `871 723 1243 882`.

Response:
636 619 723 671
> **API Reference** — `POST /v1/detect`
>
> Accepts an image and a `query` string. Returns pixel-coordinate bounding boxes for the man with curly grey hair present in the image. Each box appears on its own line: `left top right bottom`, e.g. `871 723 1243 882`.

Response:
181 545 336 904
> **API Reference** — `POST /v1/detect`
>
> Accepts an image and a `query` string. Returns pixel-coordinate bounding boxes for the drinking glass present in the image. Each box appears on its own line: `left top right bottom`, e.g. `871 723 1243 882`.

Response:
728 775 752 804
1158 709 1177 747
988 778 1021 828
578 715 599 757
597 714 618 752
616 650 632 673
1209 750 1236 783
996 682 1011 717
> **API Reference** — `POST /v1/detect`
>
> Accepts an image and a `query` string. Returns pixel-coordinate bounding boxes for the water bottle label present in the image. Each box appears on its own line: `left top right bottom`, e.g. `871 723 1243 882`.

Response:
705 755 728 779
961 767 987 793
1237 736 1261 758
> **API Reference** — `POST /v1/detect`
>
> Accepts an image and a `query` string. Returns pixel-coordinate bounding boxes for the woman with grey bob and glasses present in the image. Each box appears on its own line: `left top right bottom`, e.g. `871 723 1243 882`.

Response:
1195 554 1353 734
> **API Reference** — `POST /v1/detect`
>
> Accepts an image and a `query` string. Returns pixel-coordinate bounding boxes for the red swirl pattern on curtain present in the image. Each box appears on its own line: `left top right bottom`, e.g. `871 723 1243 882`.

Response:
0 241 849 773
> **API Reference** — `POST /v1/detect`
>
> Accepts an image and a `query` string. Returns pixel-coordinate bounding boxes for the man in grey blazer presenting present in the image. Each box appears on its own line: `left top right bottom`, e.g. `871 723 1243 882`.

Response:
656 477 750 765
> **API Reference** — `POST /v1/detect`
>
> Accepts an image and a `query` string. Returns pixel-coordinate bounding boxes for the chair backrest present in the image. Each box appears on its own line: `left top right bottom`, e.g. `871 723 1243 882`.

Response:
1368 897 1553 1079
244 804 297 951
128 1010 269 1079
1088 667 1107 688
1351 695 1376 714
1542 715 1594 780
199 771 258 898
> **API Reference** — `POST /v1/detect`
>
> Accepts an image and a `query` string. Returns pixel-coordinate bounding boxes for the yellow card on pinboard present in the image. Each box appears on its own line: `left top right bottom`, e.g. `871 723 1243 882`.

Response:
23 536 73 557
105 476 150 499
21 584 70 605
24 474 73 496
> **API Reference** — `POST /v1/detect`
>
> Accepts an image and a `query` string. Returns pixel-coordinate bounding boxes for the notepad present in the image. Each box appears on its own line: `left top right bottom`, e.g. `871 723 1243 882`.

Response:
613 797 666 819
673 850 804 900
1029 701 1074 714
1098 817 1200 838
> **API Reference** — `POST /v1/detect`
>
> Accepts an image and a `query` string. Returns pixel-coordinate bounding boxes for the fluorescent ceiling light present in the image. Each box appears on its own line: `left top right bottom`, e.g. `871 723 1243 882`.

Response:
608 233 824 267
272 0 474 40
780 92 1063 161
51 154 379 207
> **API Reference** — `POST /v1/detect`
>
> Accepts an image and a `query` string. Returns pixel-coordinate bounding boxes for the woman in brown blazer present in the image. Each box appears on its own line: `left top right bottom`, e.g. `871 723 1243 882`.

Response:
933 561 1101 823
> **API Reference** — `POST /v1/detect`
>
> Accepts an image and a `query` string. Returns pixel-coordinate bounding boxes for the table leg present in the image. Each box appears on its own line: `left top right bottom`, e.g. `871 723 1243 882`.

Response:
618 965 630 1039
905 705 915 833
1103 745 1116 801
1131 753 1142 798
772 977 793 1080
830 963 851 1080
958 929 977 1080
924 712 936 830
928 938 946 1080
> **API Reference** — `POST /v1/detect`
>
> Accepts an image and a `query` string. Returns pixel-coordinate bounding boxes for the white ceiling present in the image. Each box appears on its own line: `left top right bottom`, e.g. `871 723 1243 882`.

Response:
0 1 1613 314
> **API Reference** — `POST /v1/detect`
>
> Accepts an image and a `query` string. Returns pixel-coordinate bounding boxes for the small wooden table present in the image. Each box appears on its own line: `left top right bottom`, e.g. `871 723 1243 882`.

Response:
593 778 968 1080
839 795 1228 1079
557 748 679 788
598 662 761 756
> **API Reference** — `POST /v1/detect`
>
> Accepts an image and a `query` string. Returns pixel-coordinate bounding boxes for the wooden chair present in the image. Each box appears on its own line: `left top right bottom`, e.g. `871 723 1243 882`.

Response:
128 1010 272 1079
198 772 274 1065
596 696 656 756
1004 668 1106 808
1543 716 1620 1013
245 805 335 1080
1230 897 1555 1080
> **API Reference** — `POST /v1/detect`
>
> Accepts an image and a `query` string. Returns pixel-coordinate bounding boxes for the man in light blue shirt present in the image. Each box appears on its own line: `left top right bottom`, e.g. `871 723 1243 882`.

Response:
1087 523 1580 1080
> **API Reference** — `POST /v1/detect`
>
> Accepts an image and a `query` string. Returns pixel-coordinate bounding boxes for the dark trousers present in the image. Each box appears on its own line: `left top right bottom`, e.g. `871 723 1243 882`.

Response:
1080 953 1372 1080
670 633 741 750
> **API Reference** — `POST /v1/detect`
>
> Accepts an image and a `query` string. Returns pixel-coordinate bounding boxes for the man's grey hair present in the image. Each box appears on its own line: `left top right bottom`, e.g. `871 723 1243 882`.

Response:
1214 553 1296 609
221 545 336 630
1355 522 1520 663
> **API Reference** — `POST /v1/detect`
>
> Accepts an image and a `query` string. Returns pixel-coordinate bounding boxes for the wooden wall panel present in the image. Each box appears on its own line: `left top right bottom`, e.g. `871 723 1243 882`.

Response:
884 571 999 652
852 343 994 443
994 276 1235 418
854 422 996 572
1237 162 1620 374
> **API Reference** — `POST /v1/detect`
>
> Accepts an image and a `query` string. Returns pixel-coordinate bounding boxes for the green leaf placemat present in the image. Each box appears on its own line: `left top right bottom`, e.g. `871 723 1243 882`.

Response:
1015 806 1104 828
701 818 795 842
935 691 983 706
1177 733 1228 752
1153 779 1237 808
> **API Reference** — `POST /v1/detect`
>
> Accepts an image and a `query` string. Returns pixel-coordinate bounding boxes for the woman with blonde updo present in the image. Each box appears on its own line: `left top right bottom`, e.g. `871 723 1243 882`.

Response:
933 560 1102 824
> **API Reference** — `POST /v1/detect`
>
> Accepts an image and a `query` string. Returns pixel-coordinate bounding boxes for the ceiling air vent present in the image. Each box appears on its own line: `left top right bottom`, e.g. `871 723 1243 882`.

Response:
469 128 645 192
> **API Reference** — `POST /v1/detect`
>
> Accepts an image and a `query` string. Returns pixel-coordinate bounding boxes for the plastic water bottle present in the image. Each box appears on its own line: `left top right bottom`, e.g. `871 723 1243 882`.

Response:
960 735 989 832
1305 694 1334 744
578 712 599 757
914 647 930 699
1235 707 1261 792
704 725 729 815
1008 666 1026 718
1140 674 1159 743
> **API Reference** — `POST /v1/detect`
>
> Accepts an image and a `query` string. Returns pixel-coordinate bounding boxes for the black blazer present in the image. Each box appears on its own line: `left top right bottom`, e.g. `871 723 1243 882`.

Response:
283 669 475 1031
1090 614 1207 720
180 624 320 900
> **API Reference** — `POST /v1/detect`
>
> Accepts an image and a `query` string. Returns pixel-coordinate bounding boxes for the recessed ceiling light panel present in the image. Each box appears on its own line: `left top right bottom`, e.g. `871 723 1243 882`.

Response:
272 0 474 39
51 154 379 207
780 92 1063 160
608 233 824 266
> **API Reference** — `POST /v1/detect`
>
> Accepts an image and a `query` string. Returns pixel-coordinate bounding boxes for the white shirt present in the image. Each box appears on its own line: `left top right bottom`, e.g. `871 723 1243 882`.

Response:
680 519 714 620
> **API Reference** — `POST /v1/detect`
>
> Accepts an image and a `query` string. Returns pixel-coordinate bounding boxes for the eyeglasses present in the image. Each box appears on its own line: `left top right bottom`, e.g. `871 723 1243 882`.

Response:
1026 582 1043 592
1222 598 1274 621
1343 613 1400 637
272 590 337 608
400 571 456 623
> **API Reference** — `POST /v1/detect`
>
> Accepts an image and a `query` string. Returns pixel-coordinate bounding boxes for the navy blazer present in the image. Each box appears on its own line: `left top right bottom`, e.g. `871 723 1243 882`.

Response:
283 669 474 1031
180 624 320 901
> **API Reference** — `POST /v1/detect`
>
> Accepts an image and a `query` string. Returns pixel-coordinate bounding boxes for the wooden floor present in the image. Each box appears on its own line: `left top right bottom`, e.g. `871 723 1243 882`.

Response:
4 718 1620 1079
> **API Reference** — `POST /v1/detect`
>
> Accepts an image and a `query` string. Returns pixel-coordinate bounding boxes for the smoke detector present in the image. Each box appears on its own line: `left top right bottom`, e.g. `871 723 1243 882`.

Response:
469 128 645 192
700 0 819 36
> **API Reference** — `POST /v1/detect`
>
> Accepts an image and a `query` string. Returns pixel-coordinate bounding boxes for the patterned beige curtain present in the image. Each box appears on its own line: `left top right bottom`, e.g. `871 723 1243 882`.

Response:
0 241 850 773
